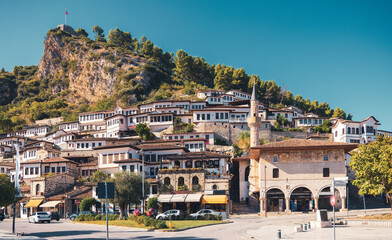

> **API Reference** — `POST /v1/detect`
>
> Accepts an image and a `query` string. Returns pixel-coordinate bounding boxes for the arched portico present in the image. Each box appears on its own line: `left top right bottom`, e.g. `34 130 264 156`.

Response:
317 186 342 210
289 187 314 212
266 188 286 212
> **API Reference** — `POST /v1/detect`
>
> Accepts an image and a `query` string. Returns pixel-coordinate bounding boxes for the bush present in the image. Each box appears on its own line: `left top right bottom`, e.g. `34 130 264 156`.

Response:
76 214 85 221
94 214 103 221
85 214 95 221
143 217 154 227
128 214 138 221
108 214 119 221
154 220 167 229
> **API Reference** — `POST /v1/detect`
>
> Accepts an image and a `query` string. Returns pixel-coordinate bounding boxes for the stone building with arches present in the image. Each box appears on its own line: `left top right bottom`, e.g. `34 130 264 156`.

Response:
248 139 357 213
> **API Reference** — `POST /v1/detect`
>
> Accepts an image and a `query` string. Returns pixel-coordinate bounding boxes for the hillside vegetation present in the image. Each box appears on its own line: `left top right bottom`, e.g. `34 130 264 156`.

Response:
0 25 349 133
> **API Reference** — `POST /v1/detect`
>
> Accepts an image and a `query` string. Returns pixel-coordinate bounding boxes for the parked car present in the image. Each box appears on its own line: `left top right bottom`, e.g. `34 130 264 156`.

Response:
0 212 4 221
155 209 182 220
28 212 51 223
190 209 221 219
47 211 60 221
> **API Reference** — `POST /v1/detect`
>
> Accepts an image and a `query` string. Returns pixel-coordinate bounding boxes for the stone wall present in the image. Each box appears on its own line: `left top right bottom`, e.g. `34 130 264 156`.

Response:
195 122 331 145
35 117 64 126
158 170 205 192
30 174 75 198
205 178 230 195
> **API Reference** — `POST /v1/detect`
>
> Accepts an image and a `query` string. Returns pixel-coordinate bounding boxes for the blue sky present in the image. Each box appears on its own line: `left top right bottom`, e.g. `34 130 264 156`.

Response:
1 0 391 130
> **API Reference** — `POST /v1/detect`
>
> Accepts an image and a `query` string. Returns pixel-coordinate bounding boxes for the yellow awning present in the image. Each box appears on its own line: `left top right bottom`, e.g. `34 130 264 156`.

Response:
25 199 43 208
201 195 227 204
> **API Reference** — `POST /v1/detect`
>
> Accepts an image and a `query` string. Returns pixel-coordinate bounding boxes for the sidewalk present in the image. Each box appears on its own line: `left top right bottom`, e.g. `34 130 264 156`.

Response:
0 230 40 240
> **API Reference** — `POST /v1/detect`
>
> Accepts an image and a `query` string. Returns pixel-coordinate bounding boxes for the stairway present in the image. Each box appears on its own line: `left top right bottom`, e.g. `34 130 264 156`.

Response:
232 202 259 215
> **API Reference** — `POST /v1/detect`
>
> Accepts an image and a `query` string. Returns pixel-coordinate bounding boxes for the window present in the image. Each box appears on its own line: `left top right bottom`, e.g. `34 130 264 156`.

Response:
122 166 127 171
178 177 184 186
245 166 250 181
164 177 170 185
323 155 328 161
323 168 330 177
130 165 135 172
202 114 205 120
192 176 199 185
212 184 218 190
273 168 279 178
347 128 351 134
36 184 40 195
273 156 278 162
216 113 219 119
62 167 66 173
150 168 155 176
207 114 210 120
186 161 192 168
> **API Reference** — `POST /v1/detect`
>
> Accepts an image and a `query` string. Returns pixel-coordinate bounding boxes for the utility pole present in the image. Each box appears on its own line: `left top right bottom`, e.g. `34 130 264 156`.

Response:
12 138 21 234
105 182 109 240
264 165 267 218
142 151 145 214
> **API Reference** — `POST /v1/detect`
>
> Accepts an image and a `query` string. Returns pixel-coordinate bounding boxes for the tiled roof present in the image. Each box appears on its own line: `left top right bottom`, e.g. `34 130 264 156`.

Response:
251 139 357 151
21 157 79 165
143 138 206 144
137 144 189 151
165 152 230 160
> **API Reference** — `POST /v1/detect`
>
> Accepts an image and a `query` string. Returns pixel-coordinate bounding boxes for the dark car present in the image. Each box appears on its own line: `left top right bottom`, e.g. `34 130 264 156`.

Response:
47 212 60 221
0 212 4 221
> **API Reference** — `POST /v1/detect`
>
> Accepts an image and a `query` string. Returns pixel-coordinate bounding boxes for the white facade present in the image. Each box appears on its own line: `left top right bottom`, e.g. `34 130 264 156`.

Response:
332 116 379 144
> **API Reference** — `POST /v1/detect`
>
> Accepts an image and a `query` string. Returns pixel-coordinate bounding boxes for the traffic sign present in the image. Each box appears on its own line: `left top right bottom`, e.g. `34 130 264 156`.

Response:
330 195 336 206
75 200 80 205
97 182 115 199
333 177 348 186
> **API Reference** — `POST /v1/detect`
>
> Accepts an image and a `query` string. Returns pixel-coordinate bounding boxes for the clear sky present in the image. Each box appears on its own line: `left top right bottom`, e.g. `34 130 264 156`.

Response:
1 0 391 130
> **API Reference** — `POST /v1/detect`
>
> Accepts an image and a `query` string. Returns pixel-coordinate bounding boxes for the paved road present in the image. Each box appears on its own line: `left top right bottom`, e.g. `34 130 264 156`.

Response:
0 209 391 240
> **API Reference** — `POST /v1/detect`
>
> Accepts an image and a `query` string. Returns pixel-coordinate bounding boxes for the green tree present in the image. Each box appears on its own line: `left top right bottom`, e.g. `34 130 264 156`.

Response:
79 197 97 211
347 113 353 120
332 107 346 119
238 131 250 150
92 25 105 41
107 28 133 50
135 123 154 140
76 28 88 37
0 174 15 207
349 135 392 211
91 170 108 183
313 120 331 133
232 144 243 157
146 196 158 210
113 171 149 218
140 39 154 57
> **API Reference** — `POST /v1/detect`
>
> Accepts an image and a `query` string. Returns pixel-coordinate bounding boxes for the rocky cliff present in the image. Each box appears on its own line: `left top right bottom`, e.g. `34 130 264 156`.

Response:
37 27 149 104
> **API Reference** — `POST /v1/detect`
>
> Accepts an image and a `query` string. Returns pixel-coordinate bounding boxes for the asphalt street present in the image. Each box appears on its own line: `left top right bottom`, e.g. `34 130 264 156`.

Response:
0 209 391 240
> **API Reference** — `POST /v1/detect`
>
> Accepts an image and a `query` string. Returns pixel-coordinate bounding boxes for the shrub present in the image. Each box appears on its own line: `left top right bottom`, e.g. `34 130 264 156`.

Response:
76 214 85 221
143 217 153 227
108 214 119 221
94 214 103 221
85 214 95 221
154 220 167 229
128 214 138 221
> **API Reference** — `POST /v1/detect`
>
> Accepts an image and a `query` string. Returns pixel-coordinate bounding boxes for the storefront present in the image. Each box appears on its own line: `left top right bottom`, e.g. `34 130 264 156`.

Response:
24 198 43 216
201 195 228 218
185 194 202 213
40 201 62 214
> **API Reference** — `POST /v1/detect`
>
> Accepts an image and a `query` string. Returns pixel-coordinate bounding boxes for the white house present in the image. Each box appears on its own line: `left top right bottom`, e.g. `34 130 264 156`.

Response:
332 116 379 144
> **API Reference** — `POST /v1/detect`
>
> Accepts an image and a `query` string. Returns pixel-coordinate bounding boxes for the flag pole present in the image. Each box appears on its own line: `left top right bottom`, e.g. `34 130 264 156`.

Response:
65 9 67 25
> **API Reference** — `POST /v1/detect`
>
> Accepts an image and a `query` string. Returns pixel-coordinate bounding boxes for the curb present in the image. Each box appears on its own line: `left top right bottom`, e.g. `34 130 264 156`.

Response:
72 220 232 232
155 220 232 232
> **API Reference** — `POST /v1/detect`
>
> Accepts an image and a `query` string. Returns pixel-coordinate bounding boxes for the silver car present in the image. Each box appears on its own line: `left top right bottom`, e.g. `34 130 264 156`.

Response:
28 212 51 223
155 209 182 220
190 209 221 219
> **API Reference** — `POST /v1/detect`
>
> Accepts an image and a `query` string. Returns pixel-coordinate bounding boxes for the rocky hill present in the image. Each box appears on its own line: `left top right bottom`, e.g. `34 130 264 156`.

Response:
37 28 151 104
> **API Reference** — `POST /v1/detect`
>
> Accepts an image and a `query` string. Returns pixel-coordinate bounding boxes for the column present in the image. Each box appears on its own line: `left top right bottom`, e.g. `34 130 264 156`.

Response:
340 196 347 212
259 198 265 213
187 203 191 214
285 197 291 213
314 197 319 210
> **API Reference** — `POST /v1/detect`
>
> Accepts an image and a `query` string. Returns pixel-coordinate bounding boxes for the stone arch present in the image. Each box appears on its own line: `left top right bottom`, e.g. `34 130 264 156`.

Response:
289 186 314 212
266 187 286 212
317 185 342 210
